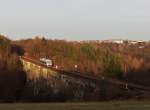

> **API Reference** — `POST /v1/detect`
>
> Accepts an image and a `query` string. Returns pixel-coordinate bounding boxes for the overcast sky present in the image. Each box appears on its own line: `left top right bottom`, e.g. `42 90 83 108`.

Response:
0 0 150 41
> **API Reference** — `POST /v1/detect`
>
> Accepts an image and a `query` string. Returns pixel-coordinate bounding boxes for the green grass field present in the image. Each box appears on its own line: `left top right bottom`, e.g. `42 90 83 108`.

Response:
0 101 150 110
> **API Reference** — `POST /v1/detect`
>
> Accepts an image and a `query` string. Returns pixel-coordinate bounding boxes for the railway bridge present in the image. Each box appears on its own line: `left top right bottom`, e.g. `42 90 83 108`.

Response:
20 56 150 100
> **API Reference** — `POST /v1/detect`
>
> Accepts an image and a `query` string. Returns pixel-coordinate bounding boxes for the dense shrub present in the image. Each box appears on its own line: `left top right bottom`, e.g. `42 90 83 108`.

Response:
0 35 26 102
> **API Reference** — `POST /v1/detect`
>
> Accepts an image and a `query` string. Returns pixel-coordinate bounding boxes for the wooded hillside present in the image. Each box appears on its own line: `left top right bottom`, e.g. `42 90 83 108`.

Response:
15 37 150 85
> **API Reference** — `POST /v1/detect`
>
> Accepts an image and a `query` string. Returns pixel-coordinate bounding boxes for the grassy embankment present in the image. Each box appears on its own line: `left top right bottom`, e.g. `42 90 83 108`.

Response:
0 101 150 110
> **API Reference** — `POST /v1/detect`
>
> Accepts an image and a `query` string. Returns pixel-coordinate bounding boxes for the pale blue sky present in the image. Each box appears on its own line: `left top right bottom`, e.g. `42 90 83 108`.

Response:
0 0 150 41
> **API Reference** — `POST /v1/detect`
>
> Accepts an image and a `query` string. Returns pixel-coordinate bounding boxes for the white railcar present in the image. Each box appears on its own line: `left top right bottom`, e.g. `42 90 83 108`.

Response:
40 58 53 67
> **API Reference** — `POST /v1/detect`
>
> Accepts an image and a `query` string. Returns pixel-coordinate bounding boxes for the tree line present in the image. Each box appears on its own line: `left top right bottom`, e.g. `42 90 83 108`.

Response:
15 37 150 81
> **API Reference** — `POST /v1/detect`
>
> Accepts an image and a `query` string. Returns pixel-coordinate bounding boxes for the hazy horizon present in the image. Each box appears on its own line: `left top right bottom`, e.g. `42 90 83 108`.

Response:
0 0 150 41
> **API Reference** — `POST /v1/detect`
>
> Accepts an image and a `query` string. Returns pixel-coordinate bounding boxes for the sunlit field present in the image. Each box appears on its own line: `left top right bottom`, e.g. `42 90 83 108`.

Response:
0 101 150 110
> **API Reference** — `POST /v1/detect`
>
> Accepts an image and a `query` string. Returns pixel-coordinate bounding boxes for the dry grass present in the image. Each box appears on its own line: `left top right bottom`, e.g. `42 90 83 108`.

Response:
0 101 150 110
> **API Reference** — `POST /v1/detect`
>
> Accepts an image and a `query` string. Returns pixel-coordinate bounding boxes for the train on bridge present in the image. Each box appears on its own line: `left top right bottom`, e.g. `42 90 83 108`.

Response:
40 58 53 67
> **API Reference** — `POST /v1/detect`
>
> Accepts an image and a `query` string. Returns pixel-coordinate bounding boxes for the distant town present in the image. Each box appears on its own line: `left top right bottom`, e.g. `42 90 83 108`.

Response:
80 39 149 44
